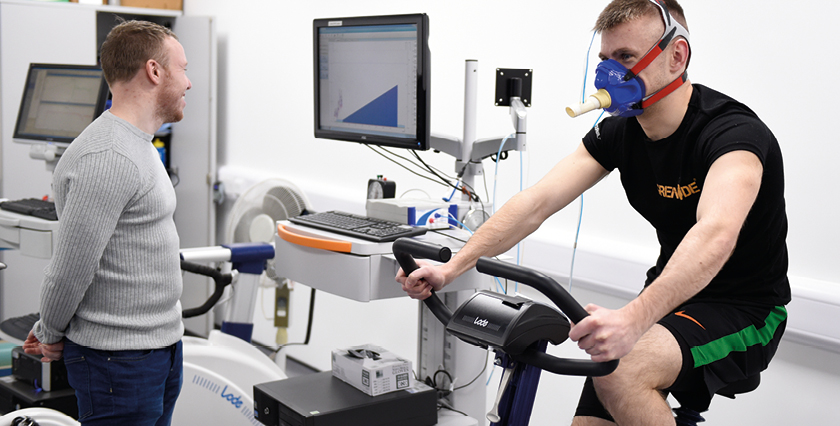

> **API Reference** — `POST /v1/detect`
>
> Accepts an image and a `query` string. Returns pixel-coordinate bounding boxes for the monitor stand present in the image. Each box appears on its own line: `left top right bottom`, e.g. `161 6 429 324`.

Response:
429 60 529 227
424 59 531 423
26 143 66 172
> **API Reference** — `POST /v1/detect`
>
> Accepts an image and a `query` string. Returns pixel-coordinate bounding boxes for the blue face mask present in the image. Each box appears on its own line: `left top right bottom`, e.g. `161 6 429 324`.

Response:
594 59 646 118
592 0 692 118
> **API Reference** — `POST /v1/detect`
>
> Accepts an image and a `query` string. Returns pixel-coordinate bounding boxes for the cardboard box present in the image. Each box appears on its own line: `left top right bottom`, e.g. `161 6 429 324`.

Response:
331 344 413 396
119 0 183 11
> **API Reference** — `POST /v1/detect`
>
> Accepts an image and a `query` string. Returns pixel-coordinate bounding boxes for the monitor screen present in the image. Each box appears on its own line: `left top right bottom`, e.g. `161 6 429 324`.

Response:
313 14 430 150
13 63 110 146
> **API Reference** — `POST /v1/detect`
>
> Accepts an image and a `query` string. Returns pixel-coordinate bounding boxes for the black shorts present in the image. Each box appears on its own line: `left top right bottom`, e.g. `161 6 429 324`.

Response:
575 303 787 420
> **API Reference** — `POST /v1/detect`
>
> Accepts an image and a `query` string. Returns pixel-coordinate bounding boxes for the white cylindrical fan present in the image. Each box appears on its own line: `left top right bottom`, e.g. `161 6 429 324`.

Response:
225 179 311 244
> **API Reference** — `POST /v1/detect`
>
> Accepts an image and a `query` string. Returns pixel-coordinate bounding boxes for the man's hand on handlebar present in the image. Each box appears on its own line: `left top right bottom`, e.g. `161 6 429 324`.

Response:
396 259 447 300
568 304 644 363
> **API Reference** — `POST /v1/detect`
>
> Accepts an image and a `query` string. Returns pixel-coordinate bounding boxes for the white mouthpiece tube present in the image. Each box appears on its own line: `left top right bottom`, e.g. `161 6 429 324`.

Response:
566 89 612 118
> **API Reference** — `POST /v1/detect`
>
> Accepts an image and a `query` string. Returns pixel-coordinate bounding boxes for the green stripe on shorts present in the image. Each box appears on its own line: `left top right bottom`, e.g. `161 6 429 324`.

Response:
690 306 787 368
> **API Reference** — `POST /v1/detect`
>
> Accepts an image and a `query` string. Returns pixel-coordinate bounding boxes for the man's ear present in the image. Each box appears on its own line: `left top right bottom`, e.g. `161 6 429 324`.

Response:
145 59 162 84
671 38 690 73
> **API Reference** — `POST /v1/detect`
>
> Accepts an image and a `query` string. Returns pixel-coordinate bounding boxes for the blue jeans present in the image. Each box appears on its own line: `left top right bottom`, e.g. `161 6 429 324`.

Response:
63 339 183 426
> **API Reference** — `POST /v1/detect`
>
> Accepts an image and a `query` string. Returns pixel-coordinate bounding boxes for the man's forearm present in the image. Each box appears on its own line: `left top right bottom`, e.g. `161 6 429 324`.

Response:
442 190 547 284
624 218 738 331
626 151 761 330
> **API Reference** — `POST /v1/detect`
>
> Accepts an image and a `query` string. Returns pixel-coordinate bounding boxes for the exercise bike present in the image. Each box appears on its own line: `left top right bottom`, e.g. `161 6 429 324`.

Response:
0 243 287 426
392 238 618 426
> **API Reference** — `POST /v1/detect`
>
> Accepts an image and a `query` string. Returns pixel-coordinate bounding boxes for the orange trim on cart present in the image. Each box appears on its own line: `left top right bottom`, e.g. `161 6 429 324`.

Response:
277 224 352 253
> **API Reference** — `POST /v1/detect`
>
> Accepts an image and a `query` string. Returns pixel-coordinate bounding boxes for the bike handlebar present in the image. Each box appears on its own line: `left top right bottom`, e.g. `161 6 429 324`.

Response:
180 260 233 318
392 238 453 325
475 257 589 323
393 237 618 377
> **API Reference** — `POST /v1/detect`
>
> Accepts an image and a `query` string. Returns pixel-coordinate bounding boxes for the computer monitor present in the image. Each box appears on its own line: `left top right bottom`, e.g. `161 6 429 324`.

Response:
13 63 110 147
313 14 430 151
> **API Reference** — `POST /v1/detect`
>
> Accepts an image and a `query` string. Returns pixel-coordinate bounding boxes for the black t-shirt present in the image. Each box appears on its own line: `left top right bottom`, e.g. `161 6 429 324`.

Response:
582 84 790 307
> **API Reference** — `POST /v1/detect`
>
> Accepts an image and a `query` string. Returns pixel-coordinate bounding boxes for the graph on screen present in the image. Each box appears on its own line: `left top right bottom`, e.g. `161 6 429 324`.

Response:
342 85 398 127
318 24 418 139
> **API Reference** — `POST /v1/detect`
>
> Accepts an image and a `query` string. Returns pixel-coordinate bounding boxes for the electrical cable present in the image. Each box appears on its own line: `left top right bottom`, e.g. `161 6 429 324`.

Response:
411 150 459 182
430 229 468 244
409 149 488 227
452 162 484 206
568 30 604 292
375 144 435 173
568 198 583 291
453 351 489 391
400 188 432 199
271 287 316 354
259 286 273 321
482 167 490 204
365 145 452 189
433 369 454 392
366 144 487 210
492 134 515 215
490 133 522 293
365 138 496 233
414 151 480 203
378 145 462 196
515 149 525 293
582 30 597 103
437 402 468 417
426 348 489 402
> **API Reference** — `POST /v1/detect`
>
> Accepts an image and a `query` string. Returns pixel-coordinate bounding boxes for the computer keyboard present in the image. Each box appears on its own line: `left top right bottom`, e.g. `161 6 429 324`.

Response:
0 198 57 221
288 210 426 243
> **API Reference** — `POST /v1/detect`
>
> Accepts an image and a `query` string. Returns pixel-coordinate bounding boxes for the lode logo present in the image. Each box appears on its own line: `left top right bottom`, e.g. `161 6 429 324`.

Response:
474 317 489 327
220 385 244 409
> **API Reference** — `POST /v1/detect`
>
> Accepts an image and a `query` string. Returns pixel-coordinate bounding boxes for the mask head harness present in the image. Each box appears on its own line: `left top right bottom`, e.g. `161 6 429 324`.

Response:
594 0 691 117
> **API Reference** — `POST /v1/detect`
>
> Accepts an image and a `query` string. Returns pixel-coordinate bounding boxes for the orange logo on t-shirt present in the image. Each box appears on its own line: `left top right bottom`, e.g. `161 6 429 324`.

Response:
657 179 700 200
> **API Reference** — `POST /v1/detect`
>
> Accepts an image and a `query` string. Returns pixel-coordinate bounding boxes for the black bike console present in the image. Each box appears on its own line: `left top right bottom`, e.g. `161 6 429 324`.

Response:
447 291 569 355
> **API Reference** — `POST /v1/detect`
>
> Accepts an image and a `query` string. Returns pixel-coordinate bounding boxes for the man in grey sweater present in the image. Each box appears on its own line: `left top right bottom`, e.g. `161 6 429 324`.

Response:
23 20 191 426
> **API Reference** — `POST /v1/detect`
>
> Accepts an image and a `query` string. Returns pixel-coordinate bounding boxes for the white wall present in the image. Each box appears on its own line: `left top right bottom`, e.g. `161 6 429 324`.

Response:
185 0 840 424
186 0 839 283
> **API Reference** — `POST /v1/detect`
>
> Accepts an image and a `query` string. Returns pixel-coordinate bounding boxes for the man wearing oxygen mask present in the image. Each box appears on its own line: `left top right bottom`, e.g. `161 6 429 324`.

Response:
397 0 789 424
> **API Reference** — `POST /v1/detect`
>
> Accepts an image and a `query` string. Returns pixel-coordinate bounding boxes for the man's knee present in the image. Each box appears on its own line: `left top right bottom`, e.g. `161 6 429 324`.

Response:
592 325 682 403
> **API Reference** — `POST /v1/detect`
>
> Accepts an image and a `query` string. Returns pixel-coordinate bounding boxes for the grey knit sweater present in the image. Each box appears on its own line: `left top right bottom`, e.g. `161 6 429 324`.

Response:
33 111 184 350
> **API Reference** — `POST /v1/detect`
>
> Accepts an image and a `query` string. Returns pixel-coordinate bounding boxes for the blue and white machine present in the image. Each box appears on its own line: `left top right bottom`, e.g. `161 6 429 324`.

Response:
0 242 286 426
175 242 287 426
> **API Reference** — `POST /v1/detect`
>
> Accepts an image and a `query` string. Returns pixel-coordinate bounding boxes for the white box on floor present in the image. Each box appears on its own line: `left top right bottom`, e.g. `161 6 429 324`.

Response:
331 344 413 396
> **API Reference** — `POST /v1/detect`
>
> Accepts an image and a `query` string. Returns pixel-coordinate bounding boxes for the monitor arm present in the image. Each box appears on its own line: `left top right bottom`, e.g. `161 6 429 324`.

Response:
428 63 531 215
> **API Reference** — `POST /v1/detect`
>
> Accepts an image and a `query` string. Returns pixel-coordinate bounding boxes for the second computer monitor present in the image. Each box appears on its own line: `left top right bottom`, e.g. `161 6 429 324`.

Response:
13 63 110 147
